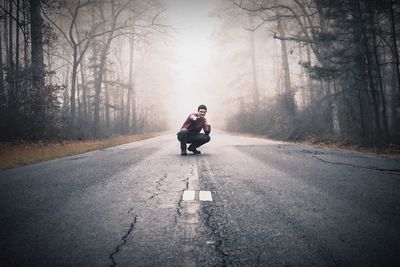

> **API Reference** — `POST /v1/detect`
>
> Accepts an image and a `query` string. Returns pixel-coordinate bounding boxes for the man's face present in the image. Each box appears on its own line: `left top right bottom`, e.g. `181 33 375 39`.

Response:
198 109 207 118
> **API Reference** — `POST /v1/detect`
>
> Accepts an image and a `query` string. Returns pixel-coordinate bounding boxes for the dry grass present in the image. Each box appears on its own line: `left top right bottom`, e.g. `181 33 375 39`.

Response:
0 133 159 170
302 139 400 157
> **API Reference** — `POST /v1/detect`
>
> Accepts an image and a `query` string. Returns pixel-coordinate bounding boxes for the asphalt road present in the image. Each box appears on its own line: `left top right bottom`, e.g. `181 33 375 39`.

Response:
1 132 400 266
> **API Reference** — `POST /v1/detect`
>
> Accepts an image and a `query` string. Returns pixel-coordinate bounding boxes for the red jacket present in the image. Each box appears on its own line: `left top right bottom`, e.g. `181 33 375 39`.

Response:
181 112 210 134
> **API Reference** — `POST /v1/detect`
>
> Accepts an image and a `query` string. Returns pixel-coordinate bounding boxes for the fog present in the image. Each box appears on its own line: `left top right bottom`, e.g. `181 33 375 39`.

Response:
160 0 305 130
164 0 220 129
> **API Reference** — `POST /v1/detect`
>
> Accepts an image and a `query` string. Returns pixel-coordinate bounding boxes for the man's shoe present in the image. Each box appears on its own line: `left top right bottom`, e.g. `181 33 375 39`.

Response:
188 146 201 154
181 150 187 156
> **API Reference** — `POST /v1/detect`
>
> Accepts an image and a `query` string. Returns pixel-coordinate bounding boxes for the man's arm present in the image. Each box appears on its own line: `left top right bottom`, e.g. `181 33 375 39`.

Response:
180 113 196 130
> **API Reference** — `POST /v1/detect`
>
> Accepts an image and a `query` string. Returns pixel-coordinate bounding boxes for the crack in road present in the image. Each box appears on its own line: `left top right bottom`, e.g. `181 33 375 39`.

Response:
174 162 196 225
313 155 400 175
148 173 168 201
148 192 159 200
174 192 184 226
202 205 231 266
197 157 231 266
108 216 138 267
155 173 167 191
108 172 169 266
184 178 189 190
190 165 194 175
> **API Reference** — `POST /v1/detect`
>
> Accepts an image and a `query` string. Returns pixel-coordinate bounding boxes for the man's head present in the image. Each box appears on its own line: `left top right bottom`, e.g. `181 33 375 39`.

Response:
198 104 207 118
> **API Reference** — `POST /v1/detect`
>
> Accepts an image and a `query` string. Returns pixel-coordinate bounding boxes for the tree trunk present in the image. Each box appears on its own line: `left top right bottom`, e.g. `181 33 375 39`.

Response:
356 76 366 138
273 37 279 94
76 64 81 122
15 0 20 93
70 47 78 124
47 44 52 84
126 34 134 132
299 43 307 108
93 4 122 135
249 16 259 108
3 0 8 65
367 1 389 140
104 69 110 129
93 62 102 135
30 0 45 95
80 57 87 123
306 41 312 106
352 3 372 140
331 80 341 135
389 0 400 134
120 83 124 132
363 42 382 137
30 0 46 137
0 26 4 102
278 18 291 93
277 17 295 115
94 37 113 135
112 92 117 127
7 0 15 111
63 64 70 113
357 0 382 138
23 0 28 68
131 82 136 133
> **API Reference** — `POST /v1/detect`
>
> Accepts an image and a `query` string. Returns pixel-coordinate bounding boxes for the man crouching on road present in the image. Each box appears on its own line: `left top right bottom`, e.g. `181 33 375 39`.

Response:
177 104 211 155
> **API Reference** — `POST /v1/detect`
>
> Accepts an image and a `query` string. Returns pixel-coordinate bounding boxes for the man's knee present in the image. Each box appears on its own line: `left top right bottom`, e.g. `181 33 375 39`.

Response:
204 134 211 143
177 128 189 141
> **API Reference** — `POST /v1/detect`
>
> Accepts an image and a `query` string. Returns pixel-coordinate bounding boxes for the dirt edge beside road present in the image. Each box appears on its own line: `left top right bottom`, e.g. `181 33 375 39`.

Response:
225 131 400 158
0 133 160 170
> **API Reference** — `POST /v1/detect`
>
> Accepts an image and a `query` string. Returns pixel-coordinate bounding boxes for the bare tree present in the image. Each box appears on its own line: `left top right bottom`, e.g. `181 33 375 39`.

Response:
92 0 168 135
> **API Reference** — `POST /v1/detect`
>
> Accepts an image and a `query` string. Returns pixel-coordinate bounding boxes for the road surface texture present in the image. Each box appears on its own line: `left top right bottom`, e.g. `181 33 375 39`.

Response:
1 132 400 266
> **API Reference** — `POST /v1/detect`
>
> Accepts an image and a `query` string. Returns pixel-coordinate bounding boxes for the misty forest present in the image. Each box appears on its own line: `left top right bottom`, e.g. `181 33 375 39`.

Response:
1 0 400 146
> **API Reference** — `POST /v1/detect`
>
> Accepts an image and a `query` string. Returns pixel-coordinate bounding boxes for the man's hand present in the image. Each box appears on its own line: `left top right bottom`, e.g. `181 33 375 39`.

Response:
190 114 198 121
204 124 211 135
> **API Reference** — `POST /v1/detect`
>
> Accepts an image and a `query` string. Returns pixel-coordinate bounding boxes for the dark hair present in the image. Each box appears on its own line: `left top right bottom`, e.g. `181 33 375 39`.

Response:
198 104 207 111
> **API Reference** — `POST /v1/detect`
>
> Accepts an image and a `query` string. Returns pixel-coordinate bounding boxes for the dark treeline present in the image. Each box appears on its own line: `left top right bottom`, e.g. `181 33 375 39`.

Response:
222 0 400 145
0 0 169 141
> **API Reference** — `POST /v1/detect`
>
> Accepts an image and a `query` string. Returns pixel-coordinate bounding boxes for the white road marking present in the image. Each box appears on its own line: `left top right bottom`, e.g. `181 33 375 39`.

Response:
199 191 213 201
182 190 196 201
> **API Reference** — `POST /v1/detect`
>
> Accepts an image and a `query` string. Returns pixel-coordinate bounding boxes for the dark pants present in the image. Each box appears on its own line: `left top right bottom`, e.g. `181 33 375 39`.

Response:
177 129 211 151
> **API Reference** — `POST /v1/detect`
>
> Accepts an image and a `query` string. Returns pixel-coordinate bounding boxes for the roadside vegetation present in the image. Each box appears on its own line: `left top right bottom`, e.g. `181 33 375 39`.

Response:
0 133 158 170
301 139 400 157
228 131 400 157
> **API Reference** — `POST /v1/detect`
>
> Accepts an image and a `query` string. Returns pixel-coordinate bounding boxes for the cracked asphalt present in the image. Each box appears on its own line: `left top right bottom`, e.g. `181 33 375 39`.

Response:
1 132 400 266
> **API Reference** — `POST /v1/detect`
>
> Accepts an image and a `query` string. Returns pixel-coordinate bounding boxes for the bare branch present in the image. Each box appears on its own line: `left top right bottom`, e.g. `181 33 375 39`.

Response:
41 7 74 48
233 0 324 62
